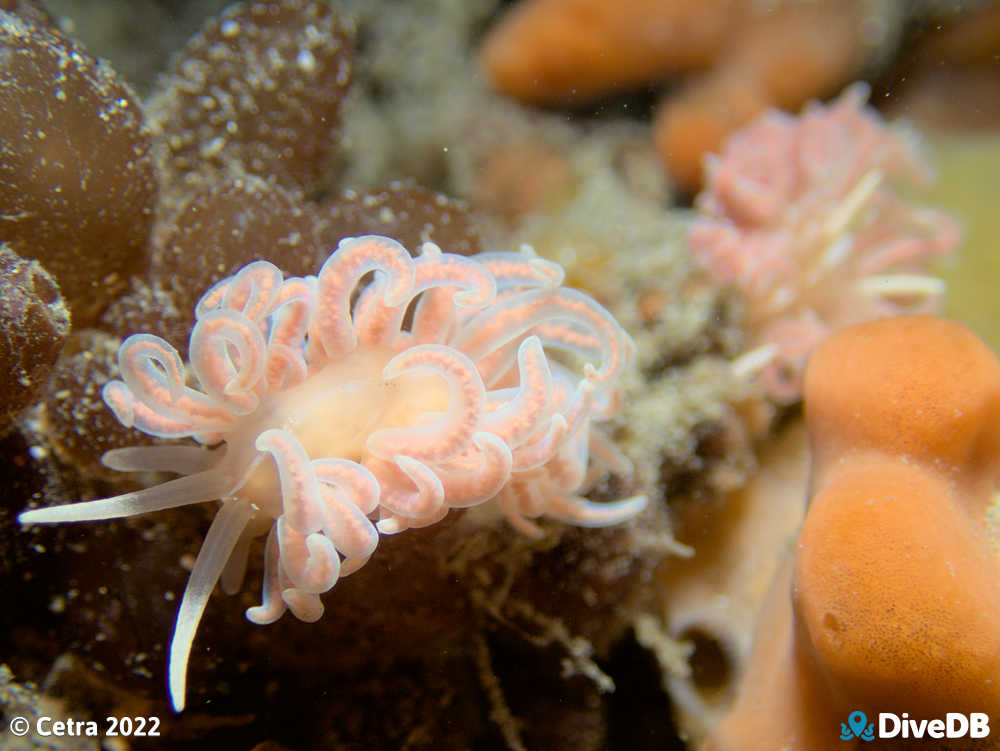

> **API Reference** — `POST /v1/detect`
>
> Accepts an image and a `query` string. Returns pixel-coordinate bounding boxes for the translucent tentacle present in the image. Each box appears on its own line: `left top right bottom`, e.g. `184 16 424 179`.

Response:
351 277 399 348
169 497 252 712
117 334 237 430
268 278 315 346
587 428 635 479
453 287 632 385
416 242 497 308
101 445 218 475
476 249 565 290
437 432 513 507
497 485 544 538
375 503 449 534
353 242 498 348
367 345 485 463
195 260 283 323
475 339 520 389
275 516 340 593
102 381 208 439
312 458 380 515
483 336 553 448
544 493 648 527
516 479 548 518
511 414 568 471
220 525 254 595
189 310 267 414
246 525 287 625
310 235 415 359
546 430 590 490
255 429 325 534
532 319 605 366
265 277 314 389
409 244 498 344
280 588 324 622
265 344 309 391
18 468 234 525
371 455 445 520
316 484 378 575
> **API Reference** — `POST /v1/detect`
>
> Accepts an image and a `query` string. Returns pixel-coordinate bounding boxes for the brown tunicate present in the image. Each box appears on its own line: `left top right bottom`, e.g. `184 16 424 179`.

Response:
0 245 70 428
146 175 322 348
0 11 156 326
147 0 353 207
0 0 54 28
99 278 193 360
0 428 71 676
38 329 158 480
314 182 484 257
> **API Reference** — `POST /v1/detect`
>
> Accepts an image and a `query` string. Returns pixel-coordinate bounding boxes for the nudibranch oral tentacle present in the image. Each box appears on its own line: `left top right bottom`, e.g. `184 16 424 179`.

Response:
18 234 647 713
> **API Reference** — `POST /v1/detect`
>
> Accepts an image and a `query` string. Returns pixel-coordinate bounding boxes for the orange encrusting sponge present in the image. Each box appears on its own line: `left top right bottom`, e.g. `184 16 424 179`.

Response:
478 0 731 106
706 316 1000 750
478 0 867 193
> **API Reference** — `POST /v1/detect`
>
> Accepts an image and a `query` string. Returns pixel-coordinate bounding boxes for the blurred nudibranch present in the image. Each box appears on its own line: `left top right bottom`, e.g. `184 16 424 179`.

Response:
18 235 647 712
690 84 961 403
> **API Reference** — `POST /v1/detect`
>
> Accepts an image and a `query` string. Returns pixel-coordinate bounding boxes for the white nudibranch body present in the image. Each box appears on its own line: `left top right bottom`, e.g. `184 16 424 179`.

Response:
19 235 646 711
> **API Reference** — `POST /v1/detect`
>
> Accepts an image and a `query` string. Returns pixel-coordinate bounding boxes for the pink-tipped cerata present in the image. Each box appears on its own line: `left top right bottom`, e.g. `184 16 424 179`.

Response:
18 234 646 712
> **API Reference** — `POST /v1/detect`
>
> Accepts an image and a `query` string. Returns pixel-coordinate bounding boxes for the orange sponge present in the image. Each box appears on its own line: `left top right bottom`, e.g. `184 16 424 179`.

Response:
479 0 868 193
479 0 733 106
654 0 866 192
706 316 1000 749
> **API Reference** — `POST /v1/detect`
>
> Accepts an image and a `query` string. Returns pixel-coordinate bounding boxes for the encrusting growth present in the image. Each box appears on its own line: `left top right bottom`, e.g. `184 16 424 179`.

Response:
705 315 1000 750
19 235 646 713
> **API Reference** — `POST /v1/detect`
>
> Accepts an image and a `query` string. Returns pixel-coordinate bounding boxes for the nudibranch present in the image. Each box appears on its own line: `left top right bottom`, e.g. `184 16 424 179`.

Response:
19 235 647 711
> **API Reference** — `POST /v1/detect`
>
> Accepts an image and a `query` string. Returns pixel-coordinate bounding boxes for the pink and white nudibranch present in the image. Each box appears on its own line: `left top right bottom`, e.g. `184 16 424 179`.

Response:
19 235 646 712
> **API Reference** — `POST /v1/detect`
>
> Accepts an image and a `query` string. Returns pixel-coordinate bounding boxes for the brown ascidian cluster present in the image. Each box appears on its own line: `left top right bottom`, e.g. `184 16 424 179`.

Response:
0 2 673 750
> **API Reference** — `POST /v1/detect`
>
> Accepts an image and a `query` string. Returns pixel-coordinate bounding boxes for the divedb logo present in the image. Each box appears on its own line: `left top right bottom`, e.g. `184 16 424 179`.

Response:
840 710 991 741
